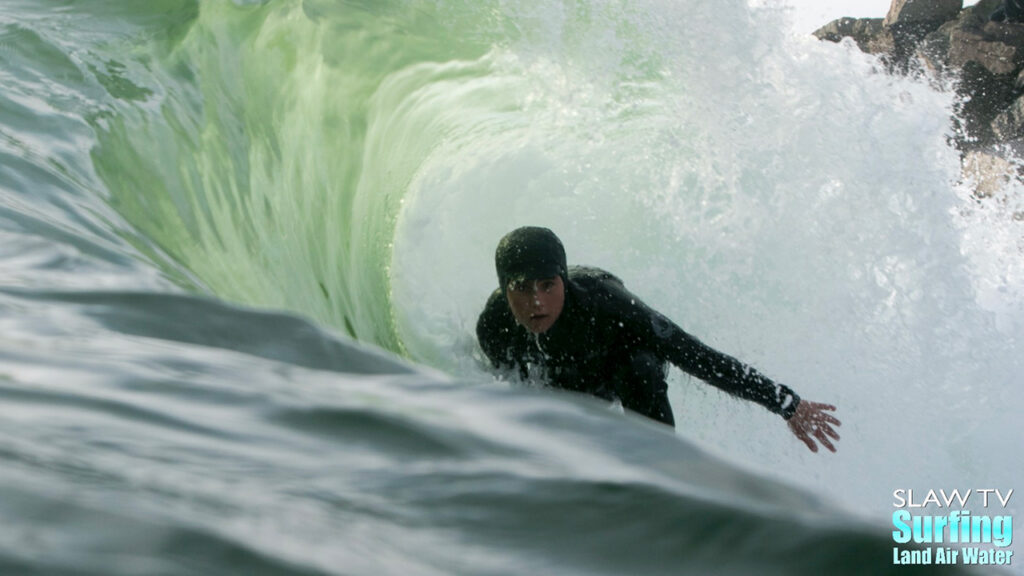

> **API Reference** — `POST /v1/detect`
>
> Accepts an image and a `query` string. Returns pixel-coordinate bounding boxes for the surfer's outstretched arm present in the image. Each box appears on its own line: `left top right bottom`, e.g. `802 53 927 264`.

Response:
478 226 844 452
595 278 844 451
786 400 841 453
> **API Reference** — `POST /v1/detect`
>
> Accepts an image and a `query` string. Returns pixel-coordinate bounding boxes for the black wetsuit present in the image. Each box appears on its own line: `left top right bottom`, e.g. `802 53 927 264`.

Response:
476 266 801 427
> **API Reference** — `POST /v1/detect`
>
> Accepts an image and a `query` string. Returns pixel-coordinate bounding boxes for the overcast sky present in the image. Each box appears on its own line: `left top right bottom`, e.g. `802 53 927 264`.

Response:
774 0 981 33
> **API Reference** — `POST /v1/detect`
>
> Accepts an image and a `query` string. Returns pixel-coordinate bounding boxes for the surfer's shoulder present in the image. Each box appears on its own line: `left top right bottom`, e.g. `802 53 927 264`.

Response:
478 287 515 332
567 266 628 304
567 266 648 320
567 265 624 288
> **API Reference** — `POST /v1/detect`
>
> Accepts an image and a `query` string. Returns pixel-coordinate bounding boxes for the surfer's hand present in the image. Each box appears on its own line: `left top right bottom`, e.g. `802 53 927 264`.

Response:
787 400 840 453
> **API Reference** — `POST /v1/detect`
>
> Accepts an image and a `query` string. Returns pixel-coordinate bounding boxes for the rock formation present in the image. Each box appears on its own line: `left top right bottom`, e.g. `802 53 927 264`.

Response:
814 0 1024 156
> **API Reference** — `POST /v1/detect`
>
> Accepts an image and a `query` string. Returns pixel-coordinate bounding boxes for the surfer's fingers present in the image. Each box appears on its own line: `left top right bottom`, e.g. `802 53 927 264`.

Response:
821 413 841 427
792 426 817 452
808 401 837 412
823 425 840 441
814 429 836 453
788 417 819 452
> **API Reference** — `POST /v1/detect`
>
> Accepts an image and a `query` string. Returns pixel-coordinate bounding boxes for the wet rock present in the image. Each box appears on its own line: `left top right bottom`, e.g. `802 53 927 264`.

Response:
813 0 1024 150
991 93 1024 140
947 22 1024 75
955 61 1016 148
813 18 885 54
884 0 963 27
962 148 1020 198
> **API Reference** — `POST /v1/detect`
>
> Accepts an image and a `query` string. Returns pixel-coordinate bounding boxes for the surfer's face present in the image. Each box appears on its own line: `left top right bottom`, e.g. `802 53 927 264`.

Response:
506 276 565 334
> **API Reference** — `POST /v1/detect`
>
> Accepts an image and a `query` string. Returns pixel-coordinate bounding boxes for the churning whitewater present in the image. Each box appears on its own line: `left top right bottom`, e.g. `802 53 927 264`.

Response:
0 0 1021 574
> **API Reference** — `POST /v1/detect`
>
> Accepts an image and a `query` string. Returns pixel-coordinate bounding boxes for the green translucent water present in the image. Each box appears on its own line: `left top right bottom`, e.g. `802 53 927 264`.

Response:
93 0 505 351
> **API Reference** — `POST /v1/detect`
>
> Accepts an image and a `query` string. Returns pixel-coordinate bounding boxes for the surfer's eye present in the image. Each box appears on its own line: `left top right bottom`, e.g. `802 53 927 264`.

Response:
509 281 528 293
538 280 556 292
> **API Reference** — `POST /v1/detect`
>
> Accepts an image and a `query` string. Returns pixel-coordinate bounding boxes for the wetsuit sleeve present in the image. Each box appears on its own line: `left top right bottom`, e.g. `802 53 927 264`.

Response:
599 281 801 420
476 289 518 371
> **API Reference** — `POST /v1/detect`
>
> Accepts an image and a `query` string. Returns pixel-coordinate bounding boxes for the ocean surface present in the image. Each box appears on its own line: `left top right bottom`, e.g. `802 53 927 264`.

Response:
1 0 1022 574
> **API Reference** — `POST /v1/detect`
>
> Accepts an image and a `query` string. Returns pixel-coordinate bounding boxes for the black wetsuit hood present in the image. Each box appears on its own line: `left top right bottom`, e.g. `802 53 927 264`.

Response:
494 226 568 288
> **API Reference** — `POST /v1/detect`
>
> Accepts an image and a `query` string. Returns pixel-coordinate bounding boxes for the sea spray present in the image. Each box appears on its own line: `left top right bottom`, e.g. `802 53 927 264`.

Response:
383 0 1024 542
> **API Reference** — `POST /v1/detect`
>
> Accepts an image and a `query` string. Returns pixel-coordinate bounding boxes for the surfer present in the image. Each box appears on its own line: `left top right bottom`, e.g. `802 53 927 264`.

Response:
476 226 841 452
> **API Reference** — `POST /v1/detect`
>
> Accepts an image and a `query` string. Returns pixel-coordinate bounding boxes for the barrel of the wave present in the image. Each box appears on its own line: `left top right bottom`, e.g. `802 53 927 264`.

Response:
90 0 506 354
